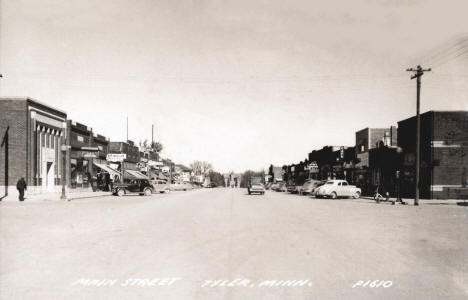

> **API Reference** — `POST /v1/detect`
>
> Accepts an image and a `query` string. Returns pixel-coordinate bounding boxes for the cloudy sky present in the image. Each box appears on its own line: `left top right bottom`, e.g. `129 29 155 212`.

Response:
1 0 467 172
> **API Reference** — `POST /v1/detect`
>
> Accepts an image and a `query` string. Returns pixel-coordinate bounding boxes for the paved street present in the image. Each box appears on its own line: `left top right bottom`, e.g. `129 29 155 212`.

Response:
1 188 467 300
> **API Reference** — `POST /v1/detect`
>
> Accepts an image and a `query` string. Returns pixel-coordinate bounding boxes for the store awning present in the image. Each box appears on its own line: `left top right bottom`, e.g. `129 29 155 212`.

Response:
93 162 121 178
125 170 149 180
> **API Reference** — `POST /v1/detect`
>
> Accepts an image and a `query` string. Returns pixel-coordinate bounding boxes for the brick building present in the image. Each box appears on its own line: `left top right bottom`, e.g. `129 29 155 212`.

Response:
398 111 468 199
354 127 397 195
66 120 112 189
0 98 67 198
108 141 143 181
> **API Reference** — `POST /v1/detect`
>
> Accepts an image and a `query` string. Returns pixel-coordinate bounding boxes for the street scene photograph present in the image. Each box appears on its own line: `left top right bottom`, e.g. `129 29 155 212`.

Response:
0 0 467 299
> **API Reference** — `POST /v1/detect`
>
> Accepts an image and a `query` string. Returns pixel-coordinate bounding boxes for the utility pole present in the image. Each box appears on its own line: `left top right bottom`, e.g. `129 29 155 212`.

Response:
406 65 431 206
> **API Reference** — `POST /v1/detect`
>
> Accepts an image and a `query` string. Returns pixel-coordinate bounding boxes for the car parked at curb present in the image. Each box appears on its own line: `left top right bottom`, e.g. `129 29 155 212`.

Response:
299 179 325 195
277 182 287 192
170 182 194 191
112 179 153 196
286 183 301 194
151 179 170 193
314 180 361 199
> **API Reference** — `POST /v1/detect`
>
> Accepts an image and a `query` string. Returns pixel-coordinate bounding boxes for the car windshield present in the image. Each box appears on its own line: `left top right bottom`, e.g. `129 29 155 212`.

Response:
326 181 333 185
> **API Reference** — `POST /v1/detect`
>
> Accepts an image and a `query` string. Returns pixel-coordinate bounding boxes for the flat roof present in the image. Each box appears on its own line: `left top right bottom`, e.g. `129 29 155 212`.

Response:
0 97 67 116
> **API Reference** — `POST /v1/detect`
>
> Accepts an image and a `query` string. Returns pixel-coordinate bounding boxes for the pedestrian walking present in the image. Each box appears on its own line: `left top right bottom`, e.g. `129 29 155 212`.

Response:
16 177 27 201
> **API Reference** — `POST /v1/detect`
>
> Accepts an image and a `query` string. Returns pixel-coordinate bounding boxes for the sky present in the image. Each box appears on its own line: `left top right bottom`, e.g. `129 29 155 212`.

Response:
1 0 467 173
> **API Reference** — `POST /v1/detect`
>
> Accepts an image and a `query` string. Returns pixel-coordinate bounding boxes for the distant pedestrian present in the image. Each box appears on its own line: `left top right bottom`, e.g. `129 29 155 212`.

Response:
16 177 27 201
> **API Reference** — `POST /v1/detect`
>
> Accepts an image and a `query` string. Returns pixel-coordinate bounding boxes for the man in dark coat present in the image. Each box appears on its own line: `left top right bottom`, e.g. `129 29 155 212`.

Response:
16 177 27 201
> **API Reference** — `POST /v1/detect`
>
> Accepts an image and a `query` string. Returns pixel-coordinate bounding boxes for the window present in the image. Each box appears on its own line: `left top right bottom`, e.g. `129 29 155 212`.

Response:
77 135 84 142
342 182 348 186
360 145 365 152
326 181 333 185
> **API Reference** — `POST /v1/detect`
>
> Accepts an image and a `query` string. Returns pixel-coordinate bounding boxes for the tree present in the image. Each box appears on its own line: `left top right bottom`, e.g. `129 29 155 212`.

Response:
150 141 163 153
240 170 265 188
190 161 212 176
139 139 163 153
209 171 225 187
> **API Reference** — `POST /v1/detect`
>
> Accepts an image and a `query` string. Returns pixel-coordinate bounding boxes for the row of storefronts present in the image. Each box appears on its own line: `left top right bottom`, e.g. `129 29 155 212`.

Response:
0 98 171 198
270 111 468 199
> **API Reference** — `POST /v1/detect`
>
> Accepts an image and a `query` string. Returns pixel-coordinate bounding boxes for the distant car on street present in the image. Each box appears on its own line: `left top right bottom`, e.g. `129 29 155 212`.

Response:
170 182 194 191
151 179 170 193
314 180 361 199
248 183 265 195
286 183 301 194
248 177 265 195
299 179 325 195
277 182 287 192
270 183 279 191
113 178 153 196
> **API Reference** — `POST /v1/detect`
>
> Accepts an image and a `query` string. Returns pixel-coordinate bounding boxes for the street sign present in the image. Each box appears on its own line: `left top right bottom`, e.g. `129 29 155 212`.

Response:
106 153 126 162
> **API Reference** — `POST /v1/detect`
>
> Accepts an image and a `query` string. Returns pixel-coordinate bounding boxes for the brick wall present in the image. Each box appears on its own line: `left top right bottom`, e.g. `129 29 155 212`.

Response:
432 112 468 193
0 100 28 191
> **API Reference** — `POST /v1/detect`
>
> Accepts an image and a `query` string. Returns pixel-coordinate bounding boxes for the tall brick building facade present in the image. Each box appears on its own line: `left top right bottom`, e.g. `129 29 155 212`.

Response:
0 98 67 198
398 111 468 199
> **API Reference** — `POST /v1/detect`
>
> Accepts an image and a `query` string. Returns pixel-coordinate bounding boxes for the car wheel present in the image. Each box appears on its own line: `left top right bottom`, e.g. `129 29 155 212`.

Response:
331 192 337 199
117 189 125 197
353 191 361 199
144 188 152 196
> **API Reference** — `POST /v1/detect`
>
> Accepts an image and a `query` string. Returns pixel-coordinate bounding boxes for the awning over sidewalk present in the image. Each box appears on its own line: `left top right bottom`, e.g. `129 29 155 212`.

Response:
125 170 148 180
93 162 121 178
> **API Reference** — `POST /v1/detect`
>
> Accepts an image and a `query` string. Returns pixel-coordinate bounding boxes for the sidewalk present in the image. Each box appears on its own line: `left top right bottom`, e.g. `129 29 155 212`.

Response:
361 196 467 206
1 190 112 202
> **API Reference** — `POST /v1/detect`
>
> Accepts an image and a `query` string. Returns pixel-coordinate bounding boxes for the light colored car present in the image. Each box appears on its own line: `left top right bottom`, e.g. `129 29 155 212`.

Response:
299 180 324 195
314 180 361 199
170 182 194 191
248 183 265 195
151 179 170 193
286 184 301 194
277 182 287 192
270 183 279 191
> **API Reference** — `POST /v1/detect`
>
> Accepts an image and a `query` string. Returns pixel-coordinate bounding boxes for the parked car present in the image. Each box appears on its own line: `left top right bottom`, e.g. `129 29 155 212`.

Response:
314 180 361 199
113 178 153 196
277 182 287 192
170 182 194 191
299 179 324 195
286 183 301 194
151 179 170 193
270 183 279 191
